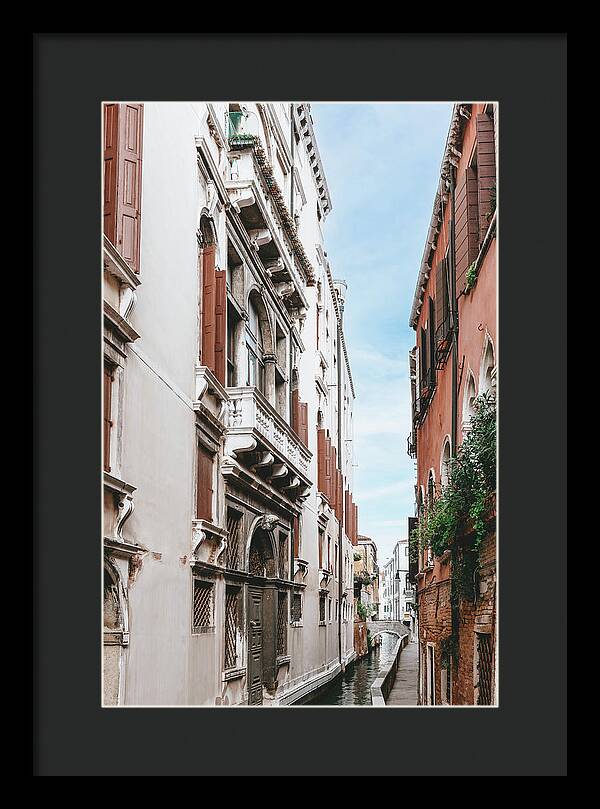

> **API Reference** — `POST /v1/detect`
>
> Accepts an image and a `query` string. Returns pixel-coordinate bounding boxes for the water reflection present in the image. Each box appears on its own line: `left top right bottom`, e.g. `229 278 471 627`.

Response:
308 632 399 706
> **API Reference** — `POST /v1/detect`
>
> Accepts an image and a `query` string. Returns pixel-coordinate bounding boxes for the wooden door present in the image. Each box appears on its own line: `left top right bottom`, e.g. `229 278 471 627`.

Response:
248 587 263 705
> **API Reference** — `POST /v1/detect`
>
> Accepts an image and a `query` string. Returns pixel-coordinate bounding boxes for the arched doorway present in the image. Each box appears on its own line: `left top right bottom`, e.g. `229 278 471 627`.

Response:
246 525 277 705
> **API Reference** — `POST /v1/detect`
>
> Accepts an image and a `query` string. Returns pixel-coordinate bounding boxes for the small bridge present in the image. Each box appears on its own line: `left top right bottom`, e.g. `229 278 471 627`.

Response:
367 620 410 641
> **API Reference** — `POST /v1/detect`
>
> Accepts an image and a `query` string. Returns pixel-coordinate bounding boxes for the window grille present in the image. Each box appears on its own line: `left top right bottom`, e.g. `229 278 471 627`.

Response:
319 594 326 623
192 579 213 633
277 592 288 656
226 510 242 570
224 587 239 669
291 593 302 623
476 633 493 705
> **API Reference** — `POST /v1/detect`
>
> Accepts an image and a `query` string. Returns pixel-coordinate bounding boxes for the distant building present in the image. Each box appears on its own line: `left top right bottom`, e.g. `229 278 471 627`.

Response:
382 539 414 631
353 535 379 620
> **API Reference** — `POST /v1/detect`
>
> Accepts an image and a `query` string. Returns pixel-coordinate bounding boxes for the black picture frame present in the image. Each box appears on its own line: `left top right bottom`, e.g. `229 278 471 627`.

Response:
33 32 567 777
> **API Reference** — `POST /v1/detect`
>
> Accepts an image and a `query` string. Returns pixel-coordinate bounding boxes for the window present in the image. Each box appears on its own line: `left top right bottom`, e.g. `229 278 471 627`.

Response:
192 579 214 633
476 632 493 705
226 508 242 570
247 296 265 393
319 593 326 624
103 103 144 273
479 336 496 397
318 528 325 569
278 533 289 579
227 300 240 387
224 586 240 669
328 597 332 623
291 592 302 624
103 363 114 472
462 372 477 434
277 591 288 656
440 438 451 490
196 444 214 521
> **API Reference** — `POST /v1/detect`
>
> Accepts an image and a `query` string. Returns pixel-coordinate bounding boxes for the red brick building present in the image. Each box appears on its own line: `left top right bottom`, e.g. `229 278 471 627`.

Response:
408 103 497 706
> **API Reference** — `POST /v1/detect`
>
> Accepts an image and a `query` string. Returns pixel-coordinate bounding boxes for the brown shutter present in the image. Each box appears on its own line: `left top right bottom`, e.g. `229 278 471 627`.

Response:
435 259 450 344
336 471 343 522
299 402 309 446
455 167 479 293
103 104 119 245
330 445 337 511
214 269 226 385
103 364 113 472
116 103 143 273
196 444 214 521
201 245 216 370
291 389 300 435
428 297 436 375
293 515 300 558
345 490 351 539
317 429 326 493
354 504 359 545
476 112 496 242
325 436 333 502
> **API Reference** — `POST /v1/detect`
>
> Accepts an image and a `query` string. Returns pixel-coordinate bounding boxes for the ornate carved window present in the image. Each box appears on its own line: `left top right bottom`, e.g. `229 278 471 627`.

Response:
277 591 288 656
192 578 214 634
226 508 243 570
224 586 240 669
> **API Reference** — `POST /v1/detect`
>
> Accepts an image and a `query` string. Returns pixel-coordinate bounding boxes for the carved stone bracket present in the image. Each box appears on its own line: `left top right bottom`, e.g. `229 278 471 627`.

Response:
115 494 134 542
319 568 333 589
248 228 272 250
267 463 288 482
294 558 309 582
224 432 257 460
259 513 280 532
191 519 228 565
251 451 275 472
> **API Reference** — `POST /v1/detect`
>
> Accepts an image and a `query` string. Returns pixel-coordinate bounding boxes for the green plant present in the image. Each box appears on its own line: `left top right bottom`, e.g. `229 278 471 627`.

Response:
357 600 369 621
465 262 478 292
412 391 496 591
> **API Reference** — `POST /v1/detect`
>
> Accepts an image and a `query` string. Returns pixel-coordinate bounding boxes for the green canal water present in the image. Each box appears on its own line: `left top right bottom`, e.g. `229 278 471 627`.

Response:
307 632 398 706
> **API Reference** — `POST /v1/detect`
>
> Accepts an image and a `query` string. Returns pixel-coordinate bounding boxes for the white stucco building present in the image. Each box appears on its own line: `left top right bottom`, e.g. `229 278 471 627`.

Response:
381 539 414 631
102 101 359 705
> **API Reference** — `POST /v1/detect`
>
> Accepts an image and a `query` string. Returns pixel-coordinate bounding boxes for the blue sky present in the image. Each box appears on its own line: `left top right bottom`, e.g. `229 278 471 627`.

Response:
310 102 452 565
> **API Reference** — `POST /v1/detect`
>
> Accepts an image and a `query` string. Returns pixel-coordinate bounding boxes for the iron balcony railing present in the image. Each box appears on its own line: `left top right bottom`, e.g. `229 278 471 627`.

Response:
435 317 452 369
407 431 417 458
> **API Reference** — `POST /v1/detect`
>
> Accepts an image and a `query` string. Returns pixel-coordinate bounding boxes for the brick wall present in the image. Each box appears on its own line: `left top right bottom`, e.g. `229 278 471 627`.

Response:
417 527 496 705
455 530 496 704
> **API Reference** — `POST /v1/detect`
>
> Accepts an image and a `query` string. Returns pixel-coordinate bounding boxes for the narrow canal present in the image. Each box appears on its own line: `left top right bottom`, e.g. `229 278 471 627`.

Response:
308 632 398 706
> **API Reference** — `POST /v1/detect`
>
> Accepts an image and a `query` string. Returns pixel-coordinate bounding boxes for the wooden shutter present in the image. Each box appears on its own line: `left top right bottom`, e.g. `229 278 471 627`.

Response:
299 401 309 447
103 364 113 472
196 444 214 521
336 471 343 522
455 166 479 292
434 259 450 343
345 490 351 539
116 103 144 273
103 104 119 245
330 446 337 511
291 389 300 435
201 245 216 370
317 429 326 493
325 436 333 502
428 297 436 375
293 515 300 558
354 504 359 545
214 269 226 385
476 112 497 242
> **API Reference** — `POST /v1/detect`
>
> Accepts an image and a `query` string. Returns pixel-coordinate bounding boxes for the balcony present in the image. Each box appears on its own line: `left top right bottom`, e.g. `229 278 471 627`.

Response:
407 431 417 458
224 386 312 498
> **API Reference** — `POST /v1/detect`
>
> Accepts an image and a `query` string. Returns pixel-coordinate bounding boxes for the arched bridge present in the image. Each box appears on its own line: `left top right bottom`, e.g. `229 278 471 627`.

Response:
367 620 410 640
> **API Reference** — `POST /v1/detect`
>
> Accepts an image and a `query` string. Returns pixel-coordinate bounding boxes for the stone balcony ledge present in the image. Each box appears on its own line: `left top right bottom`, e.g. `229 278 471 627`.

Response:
224 386 312 489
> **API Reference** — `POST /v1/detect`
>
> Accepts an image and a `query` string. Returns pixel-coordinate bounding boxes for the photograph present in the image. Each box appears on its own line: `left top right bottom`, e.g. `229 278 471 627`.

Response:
102 99 498 707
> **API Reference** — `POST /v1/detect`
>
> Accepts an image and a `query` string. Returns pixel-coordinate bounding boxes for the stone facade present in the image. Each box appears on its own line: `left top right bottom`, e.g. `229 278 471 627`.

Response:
102 102 358 706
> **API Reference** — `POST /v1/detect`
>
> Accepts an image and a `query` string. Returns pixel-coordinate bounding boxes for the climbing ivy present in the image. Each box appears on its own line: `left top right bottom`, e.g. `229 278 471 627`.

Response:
410 391 496 599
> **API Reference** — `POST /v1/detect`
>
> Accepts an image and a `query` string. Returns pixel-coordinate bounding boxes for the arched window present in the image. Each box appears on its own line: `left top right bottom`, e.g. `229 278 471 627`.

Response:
440 437 451 490
479 336 496 397
462 372 477 434
247 295 265 394
427 470 436 509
